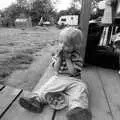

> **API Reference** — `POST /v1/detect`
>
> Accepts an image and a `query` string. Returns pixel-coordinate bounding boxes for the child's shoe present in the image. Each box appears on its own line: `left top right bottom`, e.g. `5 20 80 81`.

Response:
66 107 92 120
19 95 46 113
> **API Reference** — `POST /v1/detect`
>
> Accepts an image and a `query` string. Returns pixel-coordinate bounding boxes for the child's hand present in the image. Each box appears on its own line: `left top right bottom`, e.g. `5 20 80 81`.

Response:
52 56 61 72
65 58 75 75
114 48 120 55
63 51 71 59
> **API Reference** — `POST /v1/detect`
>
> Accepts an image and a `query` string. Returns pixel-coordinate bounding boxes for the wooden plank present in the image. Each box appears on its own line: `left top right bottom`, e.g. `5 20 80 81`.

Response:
54 108 67 120
96 67 120 120
1 91 54 120
0 84 4 91
0 86 22 118
0 84 3 89
1 66 55 120
54 67 112 120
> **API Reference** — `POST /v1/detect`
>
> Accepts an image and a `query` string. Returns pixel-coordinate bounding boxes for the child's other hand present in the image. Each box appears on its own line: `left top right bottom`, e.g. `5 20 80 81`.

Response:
53 56 61 72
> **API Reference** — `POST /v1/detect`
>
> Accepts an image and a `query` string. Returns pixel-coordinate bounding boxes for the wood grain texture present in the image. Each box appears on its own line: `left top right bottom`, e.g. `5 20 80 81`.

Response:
82 67 112 120
1 90 54 120
0 84 4 91
96 68 120 120
0 86 22 118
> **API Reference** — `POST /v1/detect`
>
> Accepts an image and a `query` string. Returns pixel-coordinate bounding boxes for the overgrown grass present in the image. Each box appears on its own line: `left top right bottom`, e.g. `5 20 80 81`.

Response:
0 53 33 81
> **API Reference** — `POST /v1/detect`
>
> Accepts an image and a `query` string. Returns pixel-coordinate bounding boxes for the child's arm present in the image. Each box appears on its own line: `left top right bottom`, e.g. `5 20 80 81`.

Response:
67 51 83 76
58 58 74 75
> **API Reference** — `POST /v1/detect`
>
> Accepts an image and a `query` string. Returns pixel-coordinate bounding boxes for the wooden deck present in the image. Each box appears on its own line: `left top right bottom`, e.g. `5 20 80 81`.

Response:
0 67 120 120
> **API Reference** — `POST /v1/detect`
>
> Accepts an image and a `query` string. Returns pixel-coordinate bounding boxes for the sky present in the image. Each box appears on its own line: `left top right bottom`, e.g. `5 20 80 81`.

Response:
0 0 106 11
52 0 72 12
0 0 73 11
0 0 16 10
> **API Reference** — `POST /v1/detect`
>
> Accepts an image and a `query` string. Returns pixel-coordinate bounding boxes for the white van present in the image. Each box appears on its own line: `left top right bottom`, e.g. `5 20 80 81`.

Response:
57 15 79 26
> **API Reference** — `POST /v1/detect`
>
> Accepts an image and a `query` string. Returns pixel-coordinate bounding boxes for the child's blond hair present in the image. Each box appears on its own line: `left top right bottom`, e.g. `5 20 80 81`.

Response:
59 27 83 51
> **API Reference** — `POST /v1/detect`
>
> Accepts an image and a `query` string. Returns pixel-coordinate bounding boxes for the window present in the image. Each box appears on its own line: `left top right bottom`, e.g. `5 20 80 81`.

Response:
71 17 74 20
61 18 66 21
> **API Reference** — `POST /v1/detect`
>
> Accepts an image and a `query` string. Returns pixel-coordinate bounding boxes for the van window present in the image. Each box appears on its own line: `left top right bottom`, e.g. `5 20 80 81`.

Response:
61 18 66 21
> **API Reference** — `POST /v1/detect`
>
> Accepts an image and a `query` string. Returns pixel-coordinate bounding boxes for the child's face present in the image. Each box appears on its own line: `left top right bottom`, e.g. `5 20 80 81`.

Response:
63 41 73 53
59 40 73 58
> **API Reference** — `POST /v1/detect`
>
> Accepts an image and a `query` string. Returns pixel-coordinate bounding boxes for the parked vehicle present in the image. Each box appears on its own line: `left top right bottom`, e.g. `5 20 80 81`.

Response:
57 15 79 28
15 18 32 28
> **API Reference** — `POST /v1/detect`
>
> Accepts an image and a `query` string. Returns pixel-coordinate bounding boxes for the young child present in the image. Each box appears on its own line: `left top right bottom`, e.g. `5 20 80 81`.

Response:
19 27 92 120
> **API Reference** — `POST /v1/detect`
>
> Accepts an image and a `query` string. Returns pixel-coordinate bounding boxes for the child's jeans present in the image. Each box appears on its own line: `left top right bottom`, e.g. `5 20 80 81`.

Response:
34 75 88 110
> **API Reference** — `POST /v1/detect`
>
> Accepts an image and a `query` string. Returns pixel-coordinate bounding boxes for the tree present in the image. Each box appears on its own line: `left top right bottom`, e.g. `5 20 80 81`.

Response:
2 2 30 27
17 0 28 8
1 0 56 27
2 3 18 27
57 6 81 17
30 0 54 25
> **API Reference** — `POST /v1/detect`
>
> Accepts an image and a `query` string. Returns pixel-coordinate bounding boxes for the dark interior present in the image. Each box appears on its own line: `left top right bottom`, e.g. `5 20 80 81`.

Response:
85 21 119 70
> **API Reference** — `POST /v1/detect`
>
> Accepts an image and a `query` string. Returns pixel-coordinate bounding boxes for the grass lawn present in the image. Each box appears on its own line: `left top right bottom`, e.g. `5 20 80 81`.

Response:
0 26 60 90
